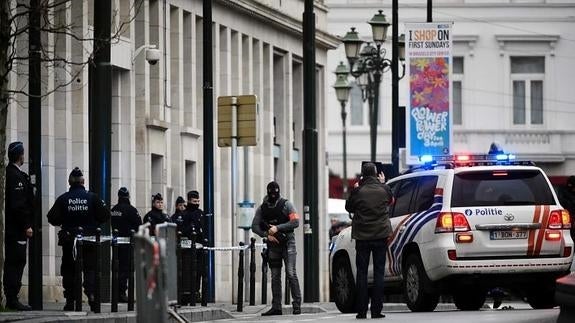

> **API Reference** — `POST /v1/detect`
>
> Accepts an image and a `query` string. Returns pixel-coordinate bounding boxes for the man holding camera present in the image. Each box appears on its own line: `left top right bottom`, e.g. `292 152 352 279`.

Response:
251 181 301 316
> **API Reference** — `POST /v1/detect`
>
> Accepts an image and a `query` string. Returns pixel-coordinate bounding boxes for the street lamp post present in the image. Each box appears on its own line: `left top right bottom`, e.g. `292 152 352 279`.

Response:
341 10 405 164
333 62 351 197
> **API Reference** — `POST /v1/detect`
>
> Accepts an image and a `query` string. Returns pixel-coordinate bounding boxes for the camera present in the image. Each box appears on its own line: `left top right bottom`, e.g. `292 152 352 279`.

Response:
145 48 161 65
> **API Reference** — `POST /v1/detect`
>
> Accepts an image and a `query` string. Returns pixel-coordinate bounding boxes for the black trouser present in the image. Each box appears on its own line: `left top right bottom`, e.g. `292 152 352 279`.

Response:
61 242 97 301
355 238 387 316
118 245 131 296
268 237 302 310
3 239 27 301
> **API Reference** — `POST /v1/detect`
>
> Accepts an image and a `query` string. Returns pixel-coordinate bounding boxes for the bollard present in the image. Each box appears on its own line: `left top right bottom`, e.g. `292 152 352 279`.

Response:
237 241 245 312
201 239 209 307
128 229 135 311
94 228 102 313
261 238 268 305
190 231 197 306
176 231 183 305
249 237 256 306
111 229 119 312
75 227 84 312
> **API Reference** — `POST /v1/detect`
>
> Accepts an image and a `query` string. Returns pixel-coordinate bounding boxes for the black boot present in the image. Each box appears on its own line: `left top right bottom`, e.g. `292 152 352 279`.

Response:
262 308 282 316
6 299 32 311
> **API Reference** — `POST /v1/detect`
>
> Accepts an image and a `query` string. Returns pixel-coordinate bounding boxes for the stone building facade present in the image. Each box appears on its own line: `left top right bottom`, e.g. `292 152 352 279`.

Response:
326 0 575 181
6 0 338 302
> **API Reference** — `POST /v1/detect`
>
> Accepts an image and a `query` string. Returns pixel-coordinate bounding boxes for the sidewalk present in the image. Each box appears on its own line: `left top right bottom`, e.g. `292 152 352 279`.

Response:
1 300 523 322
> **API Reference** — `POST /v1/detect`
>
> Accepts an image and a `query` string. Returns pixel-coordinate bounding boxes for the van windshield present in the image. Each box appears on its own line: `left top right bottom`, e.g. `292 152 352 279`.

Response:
451 170 555 207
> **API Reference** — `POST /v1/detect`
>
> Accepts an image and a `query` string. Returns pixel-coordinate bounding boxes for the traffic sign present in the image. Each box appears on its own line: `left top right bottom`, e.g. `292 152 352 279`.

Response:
217 95 258 147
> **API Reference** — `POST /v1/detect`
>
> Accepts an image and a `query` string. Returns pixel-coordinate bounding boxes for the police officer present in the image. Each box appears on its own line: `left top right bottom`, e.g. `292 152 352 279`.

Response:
143 193 170 236
186 190 205 298
171 196 187 234
3 142 33 311
251 181 302 316
47 167 110 311
110 187 141 302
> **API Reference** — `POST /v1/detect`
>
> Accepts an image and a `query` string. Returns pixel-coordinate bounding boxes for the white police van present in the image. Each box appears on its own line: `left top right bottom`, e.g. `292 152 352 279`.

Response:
330 154 574 312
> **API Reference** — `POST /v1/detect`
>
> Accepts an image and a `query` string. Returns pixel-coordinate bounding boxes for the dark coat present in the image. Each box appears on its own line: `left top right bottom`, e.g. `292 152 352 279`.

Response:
47 185 110 236
5 163 34 241
111 198 142 236
143 208 170 236
345 176 393 241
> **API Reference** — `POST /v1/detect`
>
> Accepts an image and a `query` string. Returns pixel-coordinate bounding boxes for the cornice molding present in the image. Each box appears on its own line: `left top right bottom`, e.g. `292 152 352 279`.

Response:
495 34 560 56
216 0 340 50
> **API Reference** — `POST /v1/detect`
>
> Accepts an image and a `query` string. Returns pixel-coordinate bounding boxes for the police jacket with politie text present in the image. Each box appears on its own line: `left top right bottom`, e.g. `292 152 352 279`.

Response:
47 185 110 236
251 196 299 240
345 176 393 241
111 197 142 237
143 208 170 236
5 163 34 241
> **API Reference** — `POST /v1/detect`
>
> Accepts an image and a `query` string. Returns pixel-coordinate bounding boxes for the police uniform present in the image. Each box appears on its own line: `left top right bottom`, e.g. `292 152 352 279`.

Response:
251 182 302 316
3 142 34 310
110 187 141 300
143 194 170 236
47 168 110 310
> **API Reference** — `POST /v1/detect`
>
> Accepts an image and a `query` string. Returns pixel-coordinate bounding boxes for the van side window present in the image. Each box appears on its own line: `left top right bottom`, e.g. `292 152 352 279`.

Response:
413 176 439 213
391 179 417 217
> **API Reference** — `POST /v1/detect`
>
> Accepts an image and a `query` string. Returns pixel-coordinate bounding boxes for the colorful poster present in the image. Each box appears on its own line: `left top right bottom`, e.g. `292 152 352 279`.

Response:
405 23 453 164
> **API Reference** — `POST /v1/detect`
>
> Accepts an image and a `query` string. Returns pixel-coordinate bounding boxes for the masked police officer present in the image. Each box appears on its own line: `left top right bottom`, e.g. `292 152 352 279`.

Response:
251 181 301 316
110 187 142 302
3 142 33 311
171 196 187 234
186 190 205 298
143 193 170 236
47 167 110 311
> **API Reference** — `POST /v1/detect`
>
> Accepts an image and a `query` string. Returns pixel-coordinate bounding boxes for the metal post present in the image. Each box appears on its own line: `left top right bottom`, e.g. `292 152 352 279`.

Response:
201 239 209 306
284 274 290 305
261 240 268 305
391 0 400 177
111 230 119 312
94 228 102 313
191 232 198 306
75 229 84 312
230 97 239 304
372 70 382 163
128 230 135 311
28 0 43 310
341 101 348 197
249 237 256 306
237 242 245 312
203 0 215 302
303 0 319 303
427 0 433 22
176 232 183 305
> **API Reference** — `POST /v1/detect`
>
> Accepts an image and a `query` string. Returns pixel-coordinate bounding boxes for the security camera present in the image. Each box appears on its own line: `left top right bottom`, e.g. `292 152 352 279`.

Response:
145 48 161 65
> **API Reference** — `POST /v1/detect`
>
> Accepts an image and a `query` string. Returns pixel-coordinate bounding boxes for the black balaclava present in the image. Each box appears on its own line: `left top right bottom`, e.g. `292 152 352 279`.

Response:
187 190 200 210
266 181 280 204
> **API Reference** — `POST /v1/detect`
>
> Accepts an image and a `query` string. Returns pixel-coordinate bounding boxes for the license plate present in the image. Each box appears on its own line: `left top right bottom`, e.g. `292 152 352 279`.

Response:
490 230 528 240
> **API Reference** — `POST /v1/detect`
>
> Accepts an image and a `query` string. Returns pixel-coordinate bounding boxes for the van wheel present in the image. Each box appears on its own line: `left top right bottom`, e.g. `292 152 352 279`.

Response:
453 289 486 311
403 254 439 312
526 282 556 309
332 256 356 313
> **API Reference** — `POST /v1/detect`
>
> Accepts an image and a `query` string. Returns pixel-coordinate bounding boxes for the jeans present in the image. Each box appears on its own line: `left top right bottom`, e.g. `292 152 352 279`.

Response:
355 238 388 315
268 236 302 310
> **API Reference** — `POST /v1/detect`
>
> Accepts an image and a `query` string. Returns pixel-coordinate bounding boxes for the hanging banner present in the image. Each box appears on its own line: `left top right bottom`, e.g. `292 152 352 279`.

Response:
405 22 453 165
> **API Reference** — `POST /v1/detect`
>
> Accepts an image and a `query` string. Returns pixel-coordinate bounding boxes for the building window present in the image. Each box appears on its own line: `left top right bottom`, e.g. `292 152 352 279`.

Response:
452 57 463 125
511 56 544 125
350 81 363 125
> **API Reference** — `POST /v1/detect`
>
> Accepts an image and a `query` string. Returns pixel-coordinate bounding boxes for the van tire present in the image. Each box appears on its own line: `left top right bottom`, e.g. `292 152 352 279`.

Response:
332 256 356 313
403 254 439 312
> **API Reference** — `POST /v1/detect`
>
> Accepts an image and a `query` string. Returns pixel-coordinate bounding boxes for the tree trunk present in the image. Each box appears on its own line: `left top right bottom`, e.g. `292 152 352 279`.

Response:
0 0 11 307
